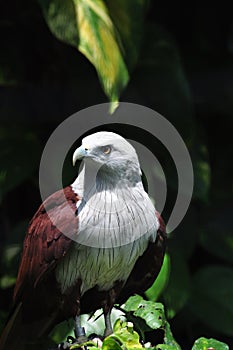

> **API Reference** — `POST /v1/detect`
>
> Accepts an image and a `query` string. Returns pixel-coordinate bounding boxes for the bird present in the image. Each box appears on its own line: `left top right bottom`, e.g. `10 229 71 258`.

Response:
0 131 166 350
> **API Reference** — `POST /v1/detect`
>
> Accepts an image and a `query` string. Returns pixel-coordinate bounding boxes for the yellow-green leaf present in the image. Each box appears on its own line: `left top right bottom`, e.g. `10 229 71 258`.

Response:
75 0 129 105
105 0 149 70
38 0 135 108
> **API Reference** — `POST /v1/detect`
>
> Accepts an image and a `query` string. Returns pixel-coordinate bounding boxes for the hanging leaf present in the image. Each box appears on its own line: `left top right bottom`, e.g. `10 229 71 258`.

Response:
105 0 148 70
38 0 147 109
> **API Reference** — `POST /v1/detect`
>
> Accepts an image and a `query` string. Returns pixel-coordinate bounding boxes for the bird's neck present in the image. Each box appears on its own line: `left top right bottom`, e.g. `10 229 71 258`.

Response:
70 161 158 249
72 161 142 198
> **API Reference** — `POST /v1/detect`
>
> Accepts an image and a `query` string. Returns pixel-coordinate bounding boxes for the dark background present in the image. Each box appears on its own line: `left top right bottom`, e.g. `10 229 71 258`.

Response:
0 1 233 348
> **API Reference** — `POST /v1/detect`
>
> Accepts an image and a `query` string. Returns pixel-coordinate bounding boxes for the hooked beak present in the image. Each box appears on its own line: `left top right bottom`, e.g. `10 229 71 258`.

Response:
72 146 88 166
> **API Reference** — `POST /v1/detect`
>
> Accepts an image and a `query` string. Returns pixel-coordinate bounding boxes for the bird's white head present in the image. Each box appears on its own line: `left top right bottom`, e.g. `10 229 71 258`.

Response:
73 132 141 181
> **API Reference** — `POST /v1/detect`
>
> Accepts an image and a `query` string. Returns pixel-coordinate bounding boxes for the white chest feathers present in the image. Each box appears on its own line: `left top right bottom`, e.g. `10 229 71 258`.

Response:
72 179 158 248
56 236 155 295
56 174 159 295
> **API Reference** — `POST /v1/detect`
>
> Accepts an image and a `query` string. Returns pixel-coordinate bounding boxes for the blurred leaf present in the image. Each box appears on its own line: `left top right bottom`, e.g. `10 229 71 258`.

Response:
135 23 194 138
0 275 16 289
131 23 210 203
168 205 198 260
162 253 191 318
49 319 73 344
191 337 229 350
199 205 233 263
146 254 170 301
0 127 41 201
189 266 233 336
0 243 21 289
194 160 210 201
37 0 79 46
38 0 147 106
1 244 21 271
192 146 211 202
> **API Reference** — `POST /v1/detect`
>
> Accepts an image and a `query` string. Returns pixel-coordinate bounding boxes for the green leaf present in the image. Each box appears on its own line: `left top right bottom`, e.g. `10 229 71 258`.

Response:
133 302 165 330
146 253 170 301
123 296 166 330
123 295 144 312
163 321 181 350
156 345 180 350
191 337 229 350
122 298 181 349
105 0 148 71
162 253 191 318
76 0 129 106
0 275 16 289
38 0 147 107
189 266 233 336
102 336 122 350
104 319 143 349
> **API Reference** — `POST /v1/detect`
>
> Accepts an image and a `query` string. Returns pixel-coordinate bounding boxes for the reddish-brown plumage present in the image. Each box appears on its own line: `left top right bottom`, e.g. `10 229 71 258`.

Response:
14 186 79 303
0 186 166 350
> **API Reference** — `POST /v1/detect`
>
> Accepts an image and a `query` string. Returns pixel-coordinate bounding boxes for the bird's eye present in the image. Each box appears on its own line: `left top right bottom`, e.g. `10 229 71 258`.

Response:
101 146 111 154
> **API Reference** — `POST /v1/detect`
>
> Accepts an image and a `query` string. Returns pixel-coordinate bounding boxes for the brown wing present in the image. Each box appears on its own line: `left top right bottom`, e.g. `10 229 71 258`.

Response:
0 187 80 346
117 211 166 304
14 186 79 304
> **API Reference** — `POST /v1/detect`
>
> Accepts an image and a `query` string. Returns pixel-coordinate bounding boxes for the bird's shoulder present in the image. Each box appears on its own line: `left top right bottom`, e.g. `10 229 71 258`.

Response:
14 186 80 302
